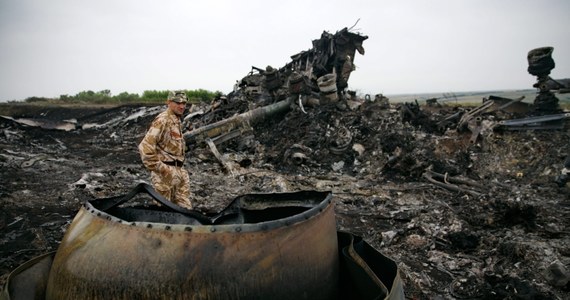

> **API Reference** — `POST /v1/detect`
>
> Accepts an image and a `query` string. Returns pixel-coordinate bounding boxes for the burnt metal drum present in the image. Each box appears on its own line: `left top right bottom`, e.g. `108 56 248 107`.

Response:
45 184 338 300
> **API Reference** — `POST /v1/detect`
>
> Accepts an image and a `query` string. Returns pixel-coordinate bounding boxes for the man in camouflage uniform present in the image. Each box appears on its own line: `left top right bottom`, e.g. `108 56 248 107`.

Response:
139 90 193 209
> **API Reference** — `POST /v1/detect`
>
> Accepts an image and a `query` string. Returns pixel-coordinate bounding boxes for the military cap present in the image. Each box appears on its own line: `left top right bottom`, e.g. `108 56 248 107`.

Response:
168 90 188 103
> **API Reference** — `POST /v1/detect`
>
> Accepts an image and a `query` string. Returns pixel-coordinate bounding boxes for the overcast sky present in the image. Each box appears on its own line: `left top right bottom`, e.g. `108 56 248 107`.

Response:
0 0 569 102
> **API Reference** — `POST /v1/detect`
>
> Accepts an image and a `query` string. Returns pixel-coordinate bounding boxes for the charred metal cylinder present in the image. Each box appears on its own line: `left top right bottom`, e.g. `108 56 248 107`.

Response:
264 66 282 91
317 74 338 103
288 72 306 95
45 191 338 300
527 46 555 77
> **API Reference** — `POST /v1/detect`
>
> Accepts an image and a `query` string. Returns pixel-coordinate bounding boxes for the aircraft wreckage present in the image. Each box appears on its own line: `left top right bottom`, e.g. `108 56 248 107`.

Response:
2 24 570 298
1 27 405 300
183 45 570 180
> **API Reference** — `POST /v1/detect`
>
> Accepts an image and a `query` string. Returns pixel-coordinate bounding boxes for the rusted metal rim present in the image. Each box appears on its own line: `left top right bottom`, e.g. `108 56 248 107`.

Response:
85 188 334 233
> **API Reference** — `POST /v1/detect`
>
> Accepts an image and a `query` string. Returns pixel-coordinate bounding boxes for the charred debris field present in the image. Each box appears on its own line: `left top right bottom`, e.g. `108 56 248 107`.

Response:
1 28 570 298
0 95 569 299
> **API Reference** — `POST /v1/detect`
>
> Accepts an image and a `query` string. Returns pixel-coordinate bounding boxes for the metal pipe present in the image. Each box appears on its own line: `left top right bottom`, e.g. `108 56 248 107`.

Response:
184 99 291 145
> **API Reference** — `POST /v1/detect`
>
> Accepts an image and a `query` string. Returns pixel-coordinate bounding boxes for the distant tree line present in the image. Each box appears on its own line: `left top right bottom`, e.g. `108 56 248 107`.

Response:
24 89 221 104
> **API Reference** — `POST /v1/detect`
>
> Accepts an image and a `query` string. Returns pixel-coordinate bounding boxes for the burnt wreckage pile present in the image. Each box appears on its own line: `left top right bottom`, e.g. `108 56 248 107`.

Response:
186 33 570 190
236 27 367 105
187 27 368 131
182 27 372 174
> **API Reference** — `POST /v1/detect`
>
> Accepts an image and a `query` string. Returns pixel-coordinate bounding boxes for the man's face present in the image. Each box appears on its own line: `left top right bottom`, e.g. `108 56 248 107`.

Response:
168 100 186 116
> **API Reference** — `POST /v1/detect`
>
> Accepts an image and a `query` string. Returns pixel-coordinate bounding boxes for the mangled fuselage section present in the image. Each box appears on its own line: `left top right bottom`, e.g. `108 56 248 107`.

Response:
232 27 368 106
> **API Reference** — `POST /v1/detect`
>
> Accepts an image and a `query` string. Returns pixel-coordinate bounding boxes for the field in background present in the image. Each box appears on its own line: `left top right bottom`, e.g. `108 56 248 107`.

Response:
386 89 570 108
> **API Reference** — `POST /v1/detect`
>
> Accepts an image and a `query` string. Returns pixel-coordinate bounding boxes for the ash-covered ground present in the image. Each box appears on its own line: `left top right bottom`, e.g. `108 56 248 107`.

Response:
0 97 569 299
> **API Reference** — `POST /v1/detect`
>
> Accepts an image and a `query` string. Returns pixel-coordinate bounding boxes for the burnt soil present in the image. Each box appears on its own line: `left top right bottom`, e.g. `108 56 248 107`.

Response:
1 101 569 299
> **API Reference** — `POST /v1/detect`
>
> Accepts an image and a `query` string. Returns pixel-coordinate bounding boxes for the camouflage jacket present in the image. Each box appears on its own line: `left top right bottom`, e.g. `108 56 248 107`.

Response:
139 109 185 173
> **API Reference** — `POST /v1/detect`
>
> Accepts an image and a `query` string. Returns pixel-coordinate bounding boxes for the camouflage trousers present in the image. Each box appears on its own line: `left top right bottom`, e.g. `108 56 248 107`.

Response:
150 165 192 209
